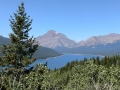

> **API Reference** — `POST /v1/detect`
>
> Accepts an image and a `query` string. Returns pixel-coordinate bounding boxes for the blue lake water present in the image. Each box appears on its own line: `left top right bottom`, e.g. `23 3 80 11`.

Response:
30 54 104 70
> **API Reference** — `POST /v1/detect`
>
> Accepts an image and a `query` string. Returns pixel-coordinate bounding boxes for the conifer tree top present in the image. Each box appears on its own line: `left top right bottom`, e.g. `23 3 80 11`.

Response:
1 2 38 69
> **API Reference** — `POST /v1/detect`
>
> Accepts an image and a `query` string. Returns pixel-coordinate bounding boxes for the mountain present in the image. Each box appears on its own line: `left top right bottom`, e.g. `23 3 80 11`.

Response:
55 40 120 55
78 33 120 46
34 46 62 59
36 30 120 55
36 30 77 48
0 36 62 59
1 31 120 56
36 31 120 48
0 35 10 45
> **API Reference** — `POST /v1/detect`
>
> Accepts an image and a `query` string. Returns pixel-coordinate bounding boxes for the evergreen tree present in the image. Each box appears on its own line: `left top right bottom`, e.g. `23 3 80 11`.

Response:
95 56 100 65
0 2 38 70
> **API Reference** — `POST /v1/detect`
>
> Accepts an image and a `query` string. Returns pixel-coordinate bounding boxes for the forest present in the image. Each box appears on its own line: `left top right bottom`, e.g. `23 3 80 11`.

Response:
0 2 120 90
1 54 120 89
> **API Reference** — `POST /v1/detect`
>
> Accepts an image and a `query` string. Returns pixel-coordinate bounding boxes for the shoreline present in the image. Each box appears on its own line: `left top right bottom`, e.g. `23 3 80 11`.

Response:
36 53 105 60
36 54 63 60
62 53 105 57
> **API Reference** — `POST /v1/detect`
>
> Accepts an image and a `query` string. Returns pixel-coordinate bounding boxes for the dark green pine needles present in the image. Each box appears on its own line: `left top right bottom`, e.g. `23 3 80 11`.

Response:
0 2 39 69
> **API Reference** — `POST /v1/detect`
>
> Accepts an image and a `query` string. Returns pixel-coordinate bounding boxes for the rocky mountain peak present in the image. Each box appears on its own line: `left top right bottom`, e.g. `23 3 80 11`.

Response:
36 30 77 48
36 31 120 49
78 33 120 46
47 30 57 34
40 30 67 39
108 33 119 36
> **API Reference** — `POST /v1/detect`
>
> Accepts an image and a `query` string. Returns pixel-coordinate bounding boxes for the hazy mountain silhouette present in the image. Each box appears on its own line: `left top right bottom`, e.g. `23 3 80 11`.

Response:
36 30 120 55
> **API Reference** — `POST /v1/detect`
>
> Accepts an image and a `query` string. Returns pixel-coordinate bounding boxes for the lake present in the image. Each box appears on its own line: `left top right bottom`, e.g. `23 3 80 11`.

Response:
30 54 104 70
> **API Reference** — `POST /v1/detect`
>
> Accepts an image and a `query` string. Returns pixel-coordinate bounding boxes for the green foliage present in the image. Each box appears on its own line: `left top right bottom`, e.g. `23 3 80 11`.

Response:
0 2 38 69
1 53 120 89
0 64 51 90
49 56 120 90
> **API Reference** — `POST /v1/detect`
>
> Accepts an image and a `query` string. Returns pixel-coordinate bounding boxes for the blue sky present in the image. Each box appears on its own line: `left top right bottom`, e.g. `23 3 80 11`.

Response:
0 0 120 42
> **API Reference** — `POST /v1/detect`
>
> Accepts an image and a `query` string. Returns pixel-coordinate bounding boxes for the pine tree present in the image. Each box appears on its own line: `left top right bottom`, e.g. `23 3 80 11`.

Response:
0 2 39 70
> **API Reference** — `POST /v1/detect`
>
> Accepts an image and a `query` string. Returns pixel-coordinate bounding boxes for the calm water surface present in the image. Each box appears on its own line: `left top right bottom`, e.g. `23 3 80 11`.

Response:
31 54 104 70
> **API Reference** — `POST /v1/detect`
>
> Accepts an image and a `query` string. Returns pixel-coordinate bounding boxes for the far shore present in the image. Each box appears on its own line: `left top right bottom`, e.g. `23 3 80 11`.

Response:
36 54 63 60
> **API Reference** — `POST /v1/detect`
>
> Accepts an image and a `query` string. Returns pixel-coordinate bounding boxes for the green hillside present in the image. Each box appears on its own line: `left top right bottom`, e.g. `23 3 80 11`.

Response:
0 36 62 59
34 46 62 59
0 36 10 45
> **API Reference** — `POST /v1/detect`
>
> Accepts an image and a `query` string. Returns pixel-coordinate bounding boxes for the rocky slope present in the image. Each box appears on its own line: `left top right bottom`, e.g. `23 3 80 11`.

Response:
36 30 77 48
78 33 120 46
35 30 120 55
36 30 120 48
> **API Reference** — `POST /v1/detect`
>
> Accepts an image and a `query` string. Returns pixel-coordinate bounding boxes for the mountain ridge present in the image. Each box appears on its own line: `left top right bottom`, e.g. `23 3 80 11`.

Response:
36 30 120 48
1 30 120 55
36 30 77 48
78 33 120 46
35 30 120 55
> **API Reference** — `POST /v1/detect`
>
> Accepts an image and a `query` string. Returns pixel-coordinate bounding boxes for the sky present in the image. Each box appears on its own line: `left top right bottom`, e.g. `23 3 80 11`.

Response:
0 0 120 42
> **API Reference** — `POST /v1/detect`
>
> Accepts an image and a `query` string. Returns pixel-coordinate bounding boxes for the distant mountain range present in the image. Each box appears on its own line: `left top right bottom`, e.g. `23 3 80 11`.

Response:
36 30 120 55
78 33 120 46
1 30 120 56
0 35 62 59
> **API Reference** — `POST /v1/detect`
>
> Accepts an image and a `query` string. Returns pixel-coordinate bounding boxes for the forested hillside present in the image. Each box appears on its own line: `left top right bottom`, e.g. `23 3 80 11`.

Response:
0 36 62 59
34 46 62 59
1 54 120 89
55 42 120 56
48 55 120 89
0 36 10 45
